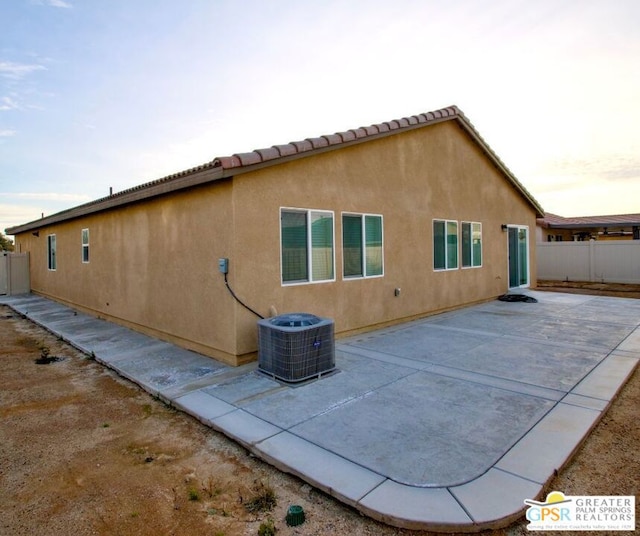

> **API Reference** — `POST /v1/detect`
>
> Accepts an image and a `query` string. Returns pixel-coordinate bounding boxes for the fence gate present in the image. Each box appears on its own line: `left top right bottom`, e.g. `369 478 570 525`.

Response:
0 252 30 295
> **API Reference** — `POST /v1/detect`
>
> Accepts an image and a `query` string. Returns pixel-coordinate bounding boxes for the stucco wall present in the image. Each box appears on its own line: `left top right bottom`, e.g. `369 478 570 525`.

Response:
14 120 538 364
16 180 242 364
230 121 537 354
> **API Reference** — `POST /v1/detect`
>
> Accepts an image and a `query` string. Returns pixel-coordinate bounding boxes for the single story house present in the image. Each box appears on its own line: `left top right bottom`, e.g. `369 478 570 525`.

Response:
537 212 640 242
7 106 544 366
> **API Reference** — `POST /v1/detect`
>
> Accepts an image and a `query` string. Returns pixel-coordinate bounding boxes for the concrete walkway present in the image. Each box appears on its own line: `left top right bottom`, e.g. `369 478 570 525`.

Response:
2 291 638 531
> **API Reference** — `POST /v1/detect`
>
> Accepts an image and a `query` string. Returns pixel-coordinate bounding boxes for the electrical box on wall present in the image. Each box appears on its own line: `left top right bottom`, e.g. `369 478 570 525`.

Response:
218 258 229 274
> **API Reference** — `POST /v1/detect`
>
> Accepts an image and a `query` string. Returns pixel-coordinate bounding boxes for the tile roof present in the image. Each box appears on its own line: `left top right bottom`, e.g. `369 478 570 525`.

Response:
6 105 544 234
539 212 640 228
210 107 461 171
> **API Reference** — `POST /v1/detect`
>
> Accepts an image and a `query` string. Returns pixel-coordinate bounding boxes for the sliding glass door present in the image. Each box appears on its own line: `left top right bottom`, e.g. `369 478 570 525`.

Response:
508 226 529 288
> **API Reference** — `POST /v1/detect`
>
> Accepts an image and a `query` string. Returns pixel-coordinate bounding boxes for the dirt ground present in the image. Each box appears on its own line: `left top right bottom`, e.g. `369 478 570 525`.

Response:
537 280 640 299
0 298 638 536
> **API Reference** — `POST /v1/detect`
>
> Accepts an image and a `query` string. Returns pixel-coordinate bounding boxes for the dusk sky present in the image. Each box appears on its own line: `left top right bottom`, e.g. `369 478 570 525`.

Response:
1 0 639 235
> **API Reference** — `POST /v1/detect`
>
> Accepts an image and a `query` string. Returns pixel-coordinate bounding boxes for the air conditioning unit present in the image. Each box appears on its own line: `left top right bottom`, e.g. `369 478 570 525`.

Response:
258 313 335 383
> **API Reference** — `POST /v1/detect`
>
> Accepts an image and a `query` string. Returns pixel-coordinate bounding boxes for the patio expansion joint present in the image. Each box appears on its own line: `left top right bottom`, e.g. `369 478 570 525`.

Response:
226 385 289 406
446 485 475 522
340 338 588 404
612 348 640 359
497 332 618 353
558 392 609 412
549 349 619 402
253 428 380 474
251 430 388 510
424 320 635 354
613 324 640 355
424 362 567 402
398 322 504 340
494 401 603 487
244 365 424 432
337 345 429 371
485 465 545 485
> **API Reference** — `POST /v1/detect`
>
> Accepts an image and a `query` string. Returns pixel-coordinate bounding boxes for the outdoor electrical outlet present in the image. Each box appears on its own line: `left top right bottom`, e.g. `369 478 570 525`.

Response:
218 258 229 274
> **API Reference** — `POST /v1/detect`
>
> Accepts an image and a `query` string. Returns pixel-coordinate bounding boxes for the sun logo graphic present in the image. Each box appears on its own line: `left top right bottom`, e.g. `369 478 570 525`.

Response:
525 491 572 526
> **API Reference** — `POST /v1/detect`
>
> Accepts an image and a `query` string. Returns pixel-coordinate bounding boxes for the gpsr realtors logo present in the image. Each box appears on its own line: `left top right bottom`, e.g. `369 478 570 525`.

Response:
525 491 635 531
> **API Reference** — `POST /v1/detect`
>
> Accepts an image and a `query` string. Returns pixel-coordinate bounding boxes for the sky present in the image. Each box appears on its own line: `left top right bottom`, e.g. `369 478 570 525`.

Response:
1 0 639 235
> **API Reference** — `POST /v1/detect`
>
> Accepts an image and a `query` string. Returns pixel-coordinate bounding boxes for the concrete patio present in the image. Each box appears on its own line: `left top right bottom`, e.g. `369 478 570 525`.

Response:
2 290 638 531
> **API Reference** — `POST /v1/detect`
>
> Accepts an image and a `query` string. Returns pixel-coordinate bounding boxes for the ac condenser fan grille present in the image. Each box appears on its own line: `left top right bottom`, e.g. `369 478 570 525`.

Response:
258 313 335 383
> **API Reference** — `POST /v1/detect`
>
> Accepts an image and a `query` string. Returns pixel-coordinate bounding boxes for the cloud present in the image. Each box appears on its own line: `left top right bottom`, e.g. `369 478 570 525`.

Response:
543 153 640 183
0 61 46 80
47 0 72 7
0 203 44 233
0 192 91 202
536 179 640 218
0 192 89 233
31 0 72 7
0 96 19 111
0 129 16 137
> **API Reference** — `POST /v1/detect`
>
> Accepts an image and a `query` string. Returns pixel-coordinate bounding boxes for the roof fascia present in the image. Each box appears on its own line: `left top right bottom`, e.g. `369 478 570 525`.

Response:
6 164 225 235
214 114 545 218
453 116 545 218
7 105 546 233
213 116 457 180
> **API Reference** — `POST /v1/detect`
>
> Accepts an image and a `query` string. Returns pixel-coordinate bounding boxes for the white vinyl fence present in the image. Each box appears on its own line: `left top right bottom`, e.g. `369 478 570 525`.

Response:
537 241 640 284
0 252 30 295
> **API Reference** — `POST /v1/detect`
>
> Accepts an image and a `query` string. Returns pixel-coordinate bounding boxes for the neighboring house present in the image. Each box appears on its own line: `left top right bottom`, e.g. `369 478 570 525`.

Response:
537 212 640 242
6 106 544 366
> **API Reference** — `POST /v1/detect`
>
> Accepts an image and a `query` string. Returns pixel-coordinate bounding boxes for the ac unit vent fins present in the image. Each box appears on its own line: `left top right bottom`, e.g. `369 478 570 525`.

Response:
258 313 335 383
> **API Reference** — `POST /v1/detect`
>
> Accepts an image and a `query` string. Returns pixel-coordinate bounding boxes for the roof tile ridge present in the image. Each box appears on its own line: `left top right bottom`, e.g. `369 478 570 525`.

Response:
107 161 216 198
321 133 344 145
305 136 330 149
211 105 464 171
272 143 298 157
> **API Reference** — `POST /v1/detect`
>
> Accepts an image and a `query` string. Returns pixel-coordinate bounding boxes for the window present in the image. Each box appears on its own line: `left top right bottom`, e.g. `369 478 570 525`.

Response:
461 222 482 268
433 220 458 270
281 208 334 284
342 213 383 278
47 234 57 271
81 228 90 263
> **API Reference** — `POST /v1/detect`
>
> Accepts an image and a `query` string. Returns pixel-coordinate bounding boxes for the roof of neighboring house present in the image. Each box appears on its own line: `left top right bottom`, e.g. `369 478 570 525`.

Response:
538 212 640 229
6 105 544 235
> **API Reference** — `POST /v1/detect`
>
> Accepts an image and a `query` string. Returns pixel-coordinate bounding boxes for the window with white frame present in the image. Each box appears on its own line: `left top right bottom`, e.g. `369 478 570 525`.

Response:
433 220 458 270
342 213 383 278
81 228 90 263
47 234 57 271
281 208 334 284
461 222 482 268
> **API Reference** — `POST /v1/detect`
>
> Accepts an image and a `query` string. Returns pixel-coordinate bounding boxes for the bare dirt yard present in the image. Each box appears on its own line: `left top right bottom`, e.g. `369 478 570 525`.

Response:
537 280 640 299
1 298 638 536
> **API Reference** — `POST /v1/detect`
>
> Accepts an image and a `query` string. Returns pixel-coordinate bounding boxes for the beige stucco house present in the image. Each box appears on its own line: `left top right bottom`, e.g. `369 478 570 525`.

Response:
6 106 544 366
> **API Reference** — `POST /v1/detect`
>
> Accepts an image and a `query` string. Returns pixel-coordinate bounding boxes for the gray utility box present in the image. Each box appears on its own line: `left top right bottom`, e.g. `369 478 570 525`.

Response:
257 313 335 383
